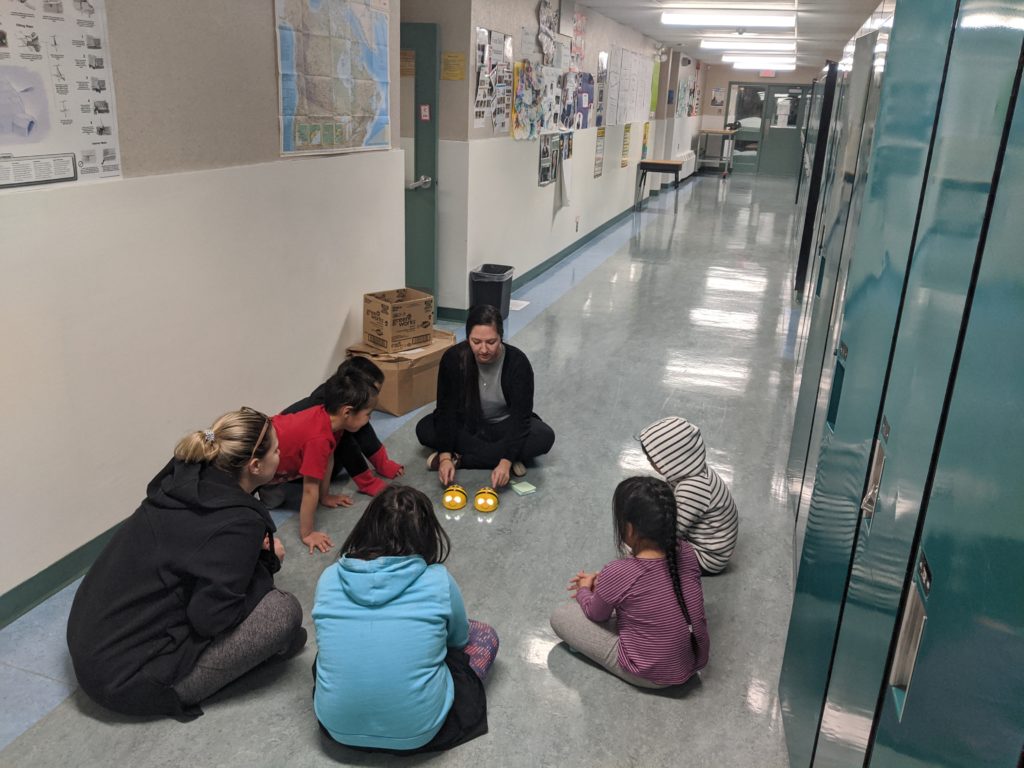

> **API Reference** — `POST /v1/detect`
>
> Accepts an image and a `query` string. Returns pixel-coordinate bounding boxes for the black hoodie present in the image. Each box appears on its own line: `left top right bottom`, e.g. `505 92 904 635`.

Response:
66 458 280 717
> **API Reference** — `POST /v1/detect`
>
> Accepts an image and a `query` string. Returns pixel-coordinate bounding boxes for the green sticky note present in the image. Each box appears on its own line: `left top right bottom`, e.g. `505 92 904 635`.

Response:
511 481 536 495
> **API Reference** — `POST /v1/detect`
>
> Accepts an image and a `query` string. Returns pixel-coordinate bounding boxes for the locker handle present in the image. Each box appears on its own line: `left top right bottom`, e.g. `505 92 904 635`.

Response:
860 438 886 525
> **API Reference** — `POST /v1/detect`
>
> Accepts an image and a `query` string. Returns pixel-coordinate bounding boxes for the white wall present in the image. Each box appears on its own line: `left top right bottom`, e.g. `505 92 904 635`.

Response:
0 154 405 594
458 123 649 304
1 0 408 596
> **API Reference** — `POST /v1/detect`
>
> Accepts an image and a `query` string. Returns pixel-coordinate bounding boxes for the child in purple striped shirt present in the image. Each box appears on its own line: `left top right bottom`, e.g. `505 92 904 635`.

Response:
550 476 710 688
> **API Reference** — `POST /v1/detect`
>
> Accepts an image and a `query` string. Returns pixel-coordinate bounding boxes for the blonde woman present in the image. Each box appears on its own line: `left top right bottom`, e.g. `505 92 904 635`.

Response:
66 408 306 717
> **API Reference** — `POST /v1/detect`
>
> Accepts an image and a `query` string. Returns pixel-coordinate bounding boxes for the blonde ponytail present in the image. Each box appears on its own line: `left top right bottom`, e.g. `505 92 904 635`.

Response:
174 407 272 478
174 430 222 463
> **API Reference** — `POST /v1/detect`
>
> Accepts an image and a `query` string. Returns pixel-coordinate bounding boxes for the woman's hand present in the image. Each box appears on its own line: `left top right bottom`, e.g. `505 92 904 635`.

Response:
321 493 354 508
567 570 599 596
438 454 457 485
491 458 512 488
302 530 334 554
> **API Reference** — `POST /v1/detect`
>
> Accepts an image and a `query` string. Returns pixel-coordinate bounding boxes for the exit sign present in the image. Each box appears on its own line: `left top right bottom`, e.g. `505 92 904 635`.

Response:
760 70 777 78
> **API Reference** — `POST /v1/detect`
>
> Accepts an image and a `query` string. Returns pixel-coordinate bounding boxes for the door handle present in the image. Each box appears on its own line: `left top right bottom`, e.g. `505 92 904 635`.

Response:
407 175 432 190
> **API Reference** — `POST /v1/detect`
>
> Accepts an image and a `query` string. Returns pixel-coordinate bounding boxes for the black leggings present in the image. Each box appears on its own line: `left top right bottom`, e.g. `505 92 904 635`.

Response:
415 412 555 469
281 397 381 478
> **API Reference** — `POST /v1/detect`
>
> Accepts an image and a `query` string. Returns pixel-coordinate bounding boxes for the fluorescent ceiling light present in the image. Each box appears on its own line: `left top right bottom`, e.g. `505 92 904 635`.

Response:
661 12 796 28
700 40 796 51
733 62 796 71
722 55 796 64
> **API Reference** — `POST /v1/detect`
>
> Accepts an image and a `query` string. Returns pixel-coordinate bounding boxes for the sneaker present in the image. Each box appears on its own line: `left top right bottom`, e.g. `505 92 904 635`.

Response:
511 461 527 478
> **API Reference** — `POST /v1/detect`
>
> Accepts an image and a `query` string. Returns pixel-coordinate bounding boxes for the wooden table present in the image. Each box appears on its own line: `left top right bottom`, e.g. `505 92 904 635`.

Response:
634 159 685 211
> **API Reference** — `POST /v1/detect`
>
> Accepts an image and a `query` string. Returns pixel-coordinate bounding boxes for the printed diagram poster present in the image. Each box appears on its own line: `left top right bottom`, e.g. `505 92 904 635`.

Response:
539 66 561 133
594 125 605 177
621 123 631 167
275 0 391 155
0 0 122 190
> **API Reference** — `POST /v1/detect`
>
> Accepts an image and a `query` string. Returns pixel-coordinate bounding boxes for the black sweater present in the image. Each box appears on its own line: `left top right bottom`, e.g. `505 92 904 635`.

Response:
66 459 280 717
434 342 535 461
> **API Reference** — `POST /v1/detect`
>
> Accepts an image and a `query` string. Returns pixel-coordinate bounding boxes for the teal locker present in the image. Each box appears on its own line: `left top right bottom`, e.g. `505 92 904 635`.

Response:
813 4 1024 764
779 0 959 762
786 30 878 567
869 49 1024 768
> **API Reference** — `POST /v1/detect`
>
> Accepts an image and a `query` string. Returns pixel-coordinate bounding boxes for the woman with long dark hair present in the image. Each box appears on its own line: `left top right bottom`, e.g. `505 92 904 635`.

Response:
415 304 554 488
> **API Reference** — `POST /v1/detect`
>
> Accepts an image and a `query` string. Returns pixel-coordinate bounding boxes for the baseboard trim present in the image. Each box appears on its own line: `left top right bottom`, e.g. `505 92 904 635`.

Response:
438 203 637 319
1 523 120 628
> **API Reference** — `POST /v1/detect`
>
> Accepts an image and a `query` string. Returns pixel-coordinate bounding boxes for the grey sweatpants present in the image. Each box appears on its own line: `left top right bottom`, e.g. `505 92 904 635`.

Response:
549 601 669 689
174 588 304 706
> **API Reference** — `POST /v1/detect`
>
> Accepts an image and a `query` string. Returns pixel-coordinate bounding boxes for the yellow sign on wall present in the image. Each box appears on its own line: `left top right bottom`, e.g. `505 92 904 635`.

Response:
400 50 415 77
621 124 632 167
441 52 467 81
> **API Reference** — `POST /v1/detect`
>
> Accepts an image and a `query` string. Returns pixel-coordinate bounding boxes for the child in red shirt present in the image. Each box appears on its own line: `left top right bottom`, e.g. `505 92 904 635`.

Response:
269 371 376 554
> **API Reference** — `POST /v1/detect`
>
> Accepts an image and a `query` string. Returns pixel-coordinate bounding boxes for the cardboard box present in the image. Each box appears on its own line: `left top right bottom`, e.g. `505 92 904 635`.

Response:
363 288 435 352
346 329 456 416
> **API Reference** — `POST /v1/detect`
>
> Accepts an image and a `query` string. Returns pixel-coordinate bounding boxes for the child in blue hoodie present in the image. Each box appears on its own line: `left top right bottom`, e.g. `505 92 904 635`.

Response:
312 485 498 753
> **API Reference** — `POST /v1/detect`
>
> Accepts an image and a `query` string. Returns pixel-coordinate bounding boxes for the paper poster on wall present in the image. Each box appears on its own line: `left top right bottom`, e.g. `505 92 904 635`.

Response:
571 11 586 69
606 47 621 125
491 62 512 133
650 61 660 118
539 65 562 134
275 0 390 155
594 125 605 177
621 123 631 167
441 52 466 81
641 121 650 160
512 60 542 140
560 71 578 129
575 72 594 128
400 50 415 77
537 0 558 66
475 26 490 69
595 51 608 127
489 31 505 66
710 86 724 107
0 0 122 190
558 130 573 207
538 132 559 185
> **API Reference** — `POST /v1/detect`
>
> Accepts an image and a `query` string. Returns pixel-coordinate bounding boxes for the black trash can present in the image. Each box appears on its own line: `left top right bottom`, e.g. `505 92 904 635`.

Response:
469 264 514 319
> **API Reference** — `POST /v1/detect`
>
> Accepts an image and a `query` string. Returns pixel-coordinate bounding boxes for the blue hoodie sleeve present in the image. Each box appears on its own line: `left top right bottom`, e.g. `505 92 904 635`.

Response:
446 573 470 648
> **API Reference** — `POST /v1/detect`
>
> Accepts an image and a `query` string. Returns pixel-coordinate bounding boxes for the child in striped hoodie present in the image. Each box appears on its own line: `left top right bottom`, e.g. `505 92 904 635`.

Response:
638 416 739 574
550 476 709 688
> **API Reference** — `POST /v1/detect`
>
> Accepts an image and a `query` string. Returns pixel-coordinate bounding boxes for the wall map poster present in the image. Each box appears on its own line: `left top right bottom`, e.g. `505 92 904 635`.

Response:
0 0 122 190
275 0 391 155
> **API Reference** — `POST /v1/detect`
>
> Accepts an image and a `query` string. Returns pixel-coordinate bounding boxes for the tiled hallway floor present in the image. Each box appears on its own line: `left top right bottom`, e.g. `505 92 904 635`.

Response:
1 174 806 767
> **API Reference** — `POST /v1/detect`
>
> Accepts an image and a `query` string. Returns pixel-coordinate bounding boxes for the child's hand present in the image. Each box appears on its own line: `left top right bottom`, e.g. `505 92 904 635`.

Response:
273 536 286 562
567 570 598 596
302 531 334 554
321 493 354 508
438 456 456 485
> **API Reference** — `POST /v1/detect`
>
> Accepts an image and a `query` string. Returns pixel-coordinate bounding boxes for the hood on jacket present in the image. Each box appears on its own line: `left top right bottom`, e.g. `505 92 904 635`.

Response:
638 416 707 484
335 555 428 607
144 458 275 531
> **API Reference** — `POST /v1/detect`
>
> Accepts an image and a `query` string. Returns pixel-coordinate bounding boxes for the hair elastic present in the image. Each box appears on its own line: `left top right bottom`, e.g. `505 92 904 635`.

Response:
203 429 215 444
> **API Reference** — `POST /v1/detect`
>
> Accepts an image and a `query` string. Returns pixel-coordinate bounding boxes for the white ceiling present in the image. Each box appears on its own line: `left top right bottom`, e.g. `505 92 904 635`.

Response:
578 0 881 69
